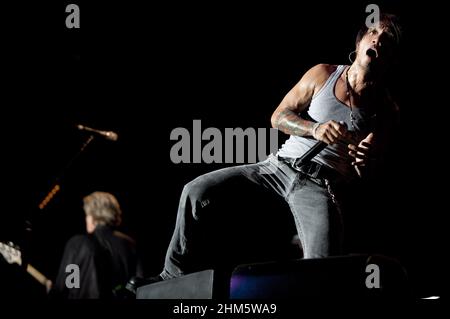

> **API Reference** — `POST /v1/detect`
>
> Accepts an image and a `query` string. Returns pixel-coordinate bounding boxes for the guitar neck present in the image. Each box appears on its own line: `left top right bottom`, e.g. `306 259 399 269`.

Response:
26 264 51 289
1 241 52 291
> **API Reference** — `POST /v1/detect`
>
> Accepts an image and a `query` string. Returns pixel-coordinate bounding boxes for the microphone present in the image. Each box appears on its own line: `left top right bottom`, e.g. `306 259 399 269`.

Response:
77 124 118 141
294 121 346 166
366 48 377 58
294 141 327 166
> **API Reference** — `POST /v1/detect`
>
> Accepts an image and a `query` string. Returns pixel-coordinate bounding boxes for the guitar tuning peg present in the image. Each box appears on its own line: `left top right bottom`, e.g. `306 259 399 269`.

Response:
8 241 19 250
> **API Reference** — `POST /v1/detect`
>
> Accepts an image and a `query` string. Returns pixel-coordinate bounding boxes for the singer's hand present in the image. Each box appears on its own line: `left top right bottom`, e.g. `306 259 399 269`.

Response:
348 132 374 177
313 120 352 144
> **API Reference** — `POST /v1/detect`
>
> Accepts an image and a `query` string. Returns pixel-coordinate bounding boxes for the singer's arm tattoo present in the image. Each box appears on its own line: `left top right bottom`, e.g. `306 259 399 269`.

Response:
272 109 314 137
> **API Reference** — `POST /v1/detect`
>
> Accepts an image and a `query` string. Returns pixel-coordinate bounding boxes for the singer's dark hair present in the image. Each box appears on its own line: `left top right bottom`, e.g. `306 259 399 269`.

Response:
355 13 402 54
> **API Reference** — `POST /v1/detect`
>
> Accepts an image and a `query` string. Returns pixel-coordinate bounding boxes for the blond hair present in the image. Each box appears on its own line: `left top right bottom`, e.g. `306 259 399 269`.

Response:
83 191 122 227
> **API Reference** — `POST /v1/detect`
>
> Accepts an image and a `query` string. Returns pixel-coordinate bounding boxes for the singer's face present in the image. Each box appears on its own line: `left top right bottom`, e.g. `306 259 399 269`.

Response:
86 214 96 233
356 24 395 69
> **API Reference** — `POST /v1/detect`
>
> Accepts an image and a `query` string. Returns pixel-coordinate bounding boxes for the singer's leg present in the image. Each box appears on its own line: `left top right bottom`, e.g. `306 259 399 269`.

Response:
160 155 299 280
287 177 344 258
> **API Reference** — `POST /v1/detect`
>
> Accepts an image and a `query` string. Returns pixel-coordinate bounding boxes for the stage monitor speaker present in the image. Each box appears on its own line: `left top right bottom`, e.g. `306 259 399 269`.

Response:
230 254 410 299
136 269 228 299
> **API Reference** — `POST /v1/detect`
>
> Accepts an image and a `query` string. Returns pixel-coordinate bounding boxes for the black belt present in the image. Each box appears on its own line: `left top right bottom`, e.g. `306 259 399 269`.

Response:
278 156 338 182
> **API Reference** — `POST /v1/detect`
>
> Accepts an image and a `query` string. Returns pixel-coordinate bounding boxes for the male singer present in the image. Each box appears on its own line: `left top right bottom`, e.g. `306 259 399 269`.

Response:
129 13 402 289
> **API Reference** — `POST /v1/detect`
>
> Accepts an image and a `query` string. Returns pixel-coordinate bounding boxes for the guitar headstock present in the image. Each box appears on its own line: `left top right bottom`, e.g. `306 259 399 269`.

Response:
0 241 22 266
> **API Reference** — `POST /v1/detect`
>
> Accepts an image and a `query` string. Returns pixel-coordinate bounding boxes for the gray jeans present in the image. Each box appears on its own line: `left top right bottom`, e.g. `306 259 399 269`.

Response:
160 154 346 280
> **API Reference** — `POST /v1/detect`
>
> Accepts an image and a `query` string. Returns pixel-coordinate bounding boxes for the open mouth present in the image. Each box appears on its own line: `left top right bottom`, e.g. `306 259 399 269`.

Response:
366 48 378 58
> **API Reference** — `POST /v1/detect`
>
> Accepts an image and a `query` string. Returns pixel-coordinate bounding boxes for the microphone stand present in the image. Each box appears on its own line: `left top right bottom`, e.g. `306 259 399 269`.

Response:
23 135 96 259
36 135 95 211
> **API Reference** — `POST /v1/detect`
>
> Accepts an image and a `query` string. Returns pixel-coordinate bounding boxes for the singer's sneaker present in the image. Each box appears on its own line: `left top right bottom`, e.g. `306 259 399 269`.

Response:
125 275 164 295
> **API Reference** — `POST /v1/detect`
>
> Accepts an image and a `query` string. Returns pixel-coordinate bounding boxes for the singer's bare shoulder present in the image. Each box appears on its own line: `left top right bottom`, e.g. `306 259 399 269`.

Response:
271 64 338 128
272 64 337 111
301 64 338 95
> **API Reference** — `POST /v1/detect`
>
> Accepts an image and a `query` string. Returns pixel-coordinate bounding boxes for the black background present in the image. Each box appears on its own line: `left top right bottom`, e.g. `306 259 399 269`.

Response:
1 0 447 301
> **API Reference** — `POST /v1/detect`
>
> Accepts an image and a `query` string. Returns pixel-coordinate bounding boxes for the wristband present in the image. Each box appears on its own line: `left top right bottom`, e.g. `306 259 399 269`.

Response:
312 122 321 139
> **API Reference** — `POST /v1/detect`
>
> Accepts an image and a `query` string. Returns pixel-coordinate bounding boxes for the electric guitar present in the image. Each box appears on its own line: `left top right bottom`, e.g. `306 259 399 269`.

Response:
0 241 52 292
